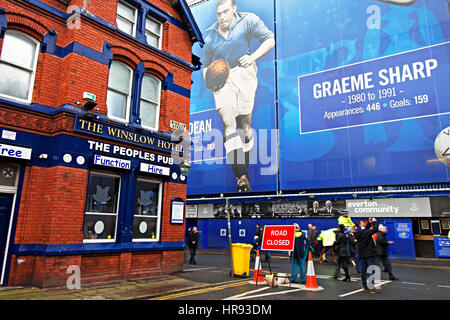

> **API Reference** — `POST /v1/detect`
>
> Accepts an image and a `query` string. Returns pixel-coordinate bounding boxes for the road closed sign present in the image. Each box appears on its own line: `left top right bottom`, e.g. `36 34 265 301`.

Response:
261 225 296 252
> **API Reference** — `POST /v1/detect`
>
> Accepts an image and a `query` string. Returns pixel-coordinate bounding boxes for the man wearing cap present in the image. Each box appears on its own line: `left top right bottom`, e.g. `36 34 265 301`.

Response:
290 223 307 284
338 210 355 230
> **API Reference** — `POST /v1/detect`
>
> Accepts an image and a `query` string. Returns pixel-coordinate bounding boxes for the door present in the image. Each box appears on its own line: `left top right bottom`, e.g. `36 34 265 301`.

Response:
0 194 14 279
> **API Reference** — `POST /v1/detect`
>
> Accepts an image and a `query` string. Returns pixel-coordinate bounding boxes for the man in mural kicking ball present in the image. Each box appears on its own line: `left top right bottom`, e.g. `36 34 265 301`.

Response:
202 0 275 192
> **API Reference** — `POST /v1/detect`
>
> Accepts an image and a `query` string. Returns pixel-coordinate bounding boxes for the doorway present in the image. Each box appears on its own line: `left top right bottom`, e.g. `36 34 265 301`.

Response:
0 194 14 283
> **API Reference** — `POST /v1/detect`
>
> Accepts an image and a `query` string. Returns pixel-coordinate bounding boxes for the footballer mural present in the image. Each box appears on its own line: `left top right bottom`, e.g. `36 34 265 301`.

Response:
188 0 450 196
189 0 277 194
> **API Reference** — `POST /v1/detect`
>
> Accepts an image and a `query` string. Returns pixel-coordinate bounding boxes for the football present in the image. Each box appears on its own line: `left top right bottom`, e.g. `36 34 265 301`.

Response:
434 127 450 166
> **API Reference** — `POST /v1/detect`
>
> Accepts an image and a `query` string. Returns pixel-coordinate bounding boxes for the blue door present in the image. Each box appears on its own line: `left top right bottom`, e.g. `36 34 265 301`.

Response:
0 194 14 280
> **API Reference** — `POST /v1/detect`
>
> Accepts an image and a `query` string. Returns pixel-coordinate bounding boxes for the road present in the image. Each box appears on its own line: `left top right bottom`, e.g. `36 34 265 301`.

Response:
150 250 450 301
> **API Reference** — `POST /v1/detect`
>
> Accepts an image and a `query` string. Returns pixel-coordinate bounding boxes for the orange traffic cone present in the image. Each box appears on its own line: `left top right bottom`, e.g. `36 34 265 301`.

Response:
303 251 324 291
249 249 265 285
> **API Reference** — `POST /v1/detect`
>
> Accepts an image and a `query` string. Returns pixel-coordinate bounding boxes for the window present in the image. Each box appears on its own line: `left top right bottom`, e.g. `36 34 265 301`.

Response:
145 17 162 49
116 1 138 37
132 178 162 241
442 219 450 230
0 31 39 103
0 161 19 189
140 74 161 130
107 61 133 122
83 172 121 242
420 219 429 230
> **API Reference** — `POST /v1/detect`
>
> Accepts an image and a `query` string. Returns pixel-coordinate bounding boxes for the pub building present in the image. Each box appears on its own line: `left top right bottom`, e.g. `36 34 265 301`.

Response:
0 0 202 287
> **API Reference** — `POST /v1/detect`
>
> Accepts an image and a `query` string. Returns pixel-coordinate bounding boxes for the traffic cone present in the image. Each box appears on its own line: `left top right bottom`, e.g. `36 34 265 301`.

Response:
249 249 265 285
303 251 324 291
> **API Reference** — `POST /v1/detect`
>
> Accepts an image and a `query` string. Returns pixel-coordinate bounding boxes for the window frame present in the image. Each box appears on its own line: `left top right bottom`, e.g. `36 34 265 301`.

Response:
0 30 40 104
145 16 163 49
116 0 138 37
83 170 122 243
106 61 134 124
140 73 162 131
132 177 163 242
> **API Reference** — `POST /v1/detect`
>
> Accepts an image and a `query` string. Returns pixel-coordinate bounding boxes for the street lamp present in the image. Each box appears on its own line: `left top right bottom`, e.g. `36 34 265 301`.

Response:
179 159 192 177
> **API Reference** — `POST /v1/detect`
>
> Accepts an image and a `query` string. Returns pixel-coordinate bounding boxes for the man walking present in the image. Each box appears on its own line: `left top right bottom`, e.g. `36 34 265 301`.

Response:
348 224 361 274
307 224 320 257
202 0 275 192
354 218 380 293
376 225 399 281
186 227 199 265
334 224 351 281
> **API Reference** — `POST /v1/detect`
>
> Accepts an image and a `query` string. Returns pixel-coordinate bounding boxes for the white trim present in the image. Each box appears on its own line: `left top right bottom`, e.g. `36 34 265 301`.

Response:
145 16 163 50
107 61 133 124
0 191 17 285
132 178 163 242
0 30 40 104
0 161 20 285
140 74 161 132
82 171 122 243
116 1 138 37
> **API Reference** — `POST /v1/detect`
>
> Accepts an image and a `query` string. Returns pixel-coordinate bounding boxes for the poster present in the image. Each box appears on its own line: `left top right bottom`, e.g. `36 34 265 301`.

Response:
187 0 450 195
278 0 450 190
346 197 432 217
187 199 345 219
188 0 278 195
434 236 450 257
395 222 413 239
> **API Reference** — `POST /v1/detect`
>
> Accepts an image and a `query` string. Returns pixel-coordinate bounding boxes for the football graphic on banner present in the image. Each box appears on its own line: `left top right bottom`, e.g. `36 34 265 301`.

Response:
434 127 450 166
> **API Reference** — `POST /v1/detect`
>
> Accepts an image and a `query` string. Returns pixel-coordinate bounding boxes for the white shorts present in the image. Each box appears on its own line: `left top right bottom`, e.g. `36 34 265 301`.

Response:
213 64 258 116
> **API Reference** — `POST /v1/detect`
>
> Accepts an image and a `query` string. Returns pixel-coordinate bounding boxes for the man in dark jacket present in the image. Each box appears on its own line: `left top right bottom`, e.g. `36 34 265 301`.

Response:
348 225 361 274
291 223 307 284
307 224 320 257
376 225 398 281
255 224 271 262
186 227 199 265
354 218 379 293
333 225 351 281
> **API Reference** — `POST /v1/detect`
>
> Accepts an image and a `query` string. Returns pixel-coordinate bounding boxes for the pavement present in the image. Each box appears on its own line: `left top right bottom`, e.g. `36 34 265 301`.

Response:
0 249 448 300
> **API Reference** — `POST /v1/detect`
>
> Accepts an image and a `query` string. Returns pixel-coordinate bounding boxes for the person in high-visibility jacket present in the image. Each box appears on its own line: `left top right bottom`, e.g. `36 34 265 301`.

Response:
317 228 337 264
290 223 307 283
338 210 355 230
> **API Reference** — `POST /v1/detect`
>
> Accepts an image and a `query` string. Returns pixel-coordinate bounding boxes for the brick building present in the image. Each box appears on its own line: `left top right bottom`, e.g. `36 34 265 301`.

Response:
0 0 203 287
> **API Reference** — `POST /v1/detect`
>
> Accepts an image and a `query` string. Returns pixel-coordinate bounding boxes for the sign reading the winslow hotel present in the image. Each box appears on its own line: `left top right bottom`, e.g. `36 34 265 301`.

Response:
74 116 185 155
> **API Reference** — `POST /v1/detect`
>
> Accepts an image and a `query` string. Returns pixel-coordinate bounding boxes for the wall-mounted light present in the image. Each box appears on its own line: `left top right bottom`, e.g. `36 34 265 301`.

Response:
179 160 192 177
84 100 97 110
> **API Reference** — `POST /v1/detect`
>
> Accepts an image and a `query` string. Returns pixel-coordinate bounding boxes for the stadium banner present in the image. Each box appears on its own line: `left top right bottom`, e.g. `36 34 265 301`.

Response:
298 42 449 135
345 197 432 218
187 0 450 196
187 0 278 195
278 0 450 190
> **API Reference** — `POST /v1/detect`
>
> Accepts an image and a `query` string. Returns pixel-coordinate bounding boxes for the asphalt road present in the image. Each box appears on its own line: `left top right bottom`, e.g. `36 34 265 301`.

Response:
155 250 450 301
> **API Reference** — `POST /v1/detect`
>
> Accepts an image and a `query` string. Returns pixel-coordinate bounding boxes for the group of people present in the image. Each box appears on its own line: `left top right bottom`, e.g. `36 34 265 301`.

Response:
254 211 398 291
301 211 399 292
187 210 399 293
